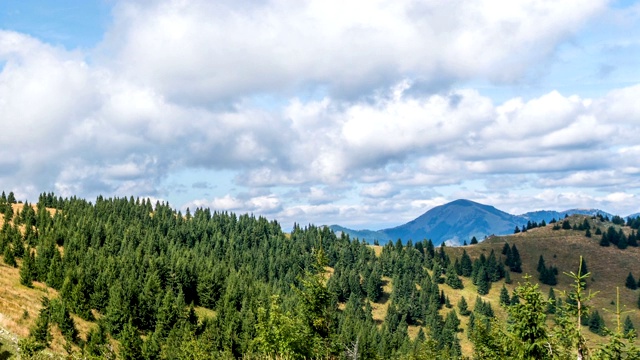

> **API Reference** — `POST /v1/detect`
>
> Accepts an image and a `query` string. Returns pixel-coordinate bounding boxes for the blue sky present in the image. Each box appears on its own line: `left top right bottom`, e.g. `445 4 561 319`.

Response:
1 0 640 230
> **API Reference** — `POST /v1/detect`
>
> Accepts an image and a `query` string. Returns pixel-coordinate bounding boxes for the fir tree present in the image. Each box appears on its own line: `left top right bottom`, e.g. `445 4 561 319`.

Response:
509 244 522 273
3 246 16 267
624 315 636 339
537 255 546 274
460 250 472 277
30 297 52 347
588 310 606 336
546 288 556 314
626 272 637 290
499 285 510 307
458 296 470 316
470 236 478 245
504 270 512 284
120 320 143 360
445 263 463 290
20 250 35 288
476 267 489 295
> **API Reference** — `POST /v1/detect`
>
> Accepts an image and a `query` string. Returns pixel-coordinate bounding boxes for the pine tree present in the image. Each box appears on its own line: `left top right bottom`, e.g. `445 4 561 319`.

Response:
509 244 522 273
460 250 472 277
458 296 470 316
476 267 489 295
30 297 52 346
629 231 638 247
589 310 606 336
470 236 478 245
507 276 550 359
546 288 556 314
624 315 636 338
445 263 463 289
626 272 637 290
499 285 510 307
365 266 383 302
20 250 35 287
537 255 546 274
504 270 512 284
119 320 143 360
3 246 16 267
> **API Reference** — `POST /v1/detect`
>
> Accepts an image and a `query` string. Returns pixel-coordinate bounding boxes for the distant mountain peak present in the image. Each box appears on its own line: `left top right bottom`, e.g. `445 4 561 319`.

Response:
330 199 615 246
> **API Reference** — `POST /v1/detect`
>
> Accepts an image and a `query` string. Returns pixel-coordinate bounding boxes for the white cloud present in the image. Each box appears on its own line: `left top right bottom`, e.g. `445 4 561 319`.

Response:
99 0 606 103
4 1 640 230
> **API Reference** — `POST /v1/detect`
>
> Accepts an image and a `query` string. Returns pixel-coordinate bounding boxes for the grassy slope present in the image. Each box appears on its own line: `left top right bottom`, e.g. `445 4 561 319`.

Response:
0 204 95 357
370 214 640 354
3 205 639 357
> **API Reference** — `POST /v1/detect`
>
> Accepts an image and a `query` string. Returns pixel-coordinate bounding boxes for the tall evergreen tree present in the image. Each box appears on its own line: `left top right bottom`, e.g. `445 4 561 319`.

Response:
445 263 463 290
546 288 556 314
626 272 637 290
30 297 52 347
460 250 472 277
20 250 35 287
458 296 470 316
624 316 636 339
120 320 143 360
499 285 510 307
476 267 489 295
3 245 16 267
509 244 522 273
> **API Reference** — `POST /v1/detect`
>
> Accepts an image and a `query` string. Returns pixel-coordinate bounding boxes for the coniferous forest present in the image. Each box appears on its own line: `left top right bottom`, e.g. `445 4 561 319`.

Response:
1 192 640 359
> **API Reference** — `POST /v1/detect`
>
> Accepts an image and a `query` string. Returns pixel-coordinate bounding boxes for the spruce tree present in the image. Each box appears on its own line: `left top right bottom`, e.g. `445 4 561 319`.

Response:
476 267 489 295
546 288 556 314
626 272 637 290
470 236 478 245
445 263 463 290
537 255 546 274
460 250 472 277
30 297 52 346
3 246 16 267
588 310 606 336
629 231 638 247
458 296 470 316
20 250 35 287
499 285 510 307
504 270 512 284
119 320 143 360
509 244 522 273
624 315 636 338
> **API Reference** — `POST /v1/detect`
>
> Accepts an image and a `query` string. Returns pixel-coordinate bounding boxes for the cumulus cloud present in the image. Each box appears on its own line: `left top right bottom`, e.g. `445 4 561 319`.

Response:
99 0 606 103
3 0 640 229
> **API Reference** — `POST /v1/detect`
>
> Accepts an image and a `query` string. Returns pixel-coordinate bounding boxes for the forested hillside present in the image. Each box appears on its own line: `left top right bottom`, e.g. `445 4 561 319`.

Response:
0 192 640 359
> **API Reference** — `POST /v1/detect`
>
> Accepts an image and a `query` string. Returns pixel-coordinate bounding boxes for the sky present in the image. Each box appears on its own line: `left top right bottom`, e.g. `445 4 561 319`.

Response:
1 0 640 231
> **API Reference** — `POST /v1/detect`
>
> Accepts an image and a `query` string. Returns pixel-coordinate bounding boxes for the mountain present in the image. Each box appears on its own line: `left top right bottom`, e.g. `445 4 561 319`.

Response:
329 225 392 243
330 199 617 246
382 199 521 245
520 209 614 223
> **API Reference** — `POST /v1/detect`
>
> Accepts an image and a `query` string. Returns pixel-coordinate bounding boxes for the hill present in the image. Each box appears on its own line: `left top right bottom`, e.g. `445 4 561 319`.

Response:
331 199 618 245
1 192 640 359
445 214 640 341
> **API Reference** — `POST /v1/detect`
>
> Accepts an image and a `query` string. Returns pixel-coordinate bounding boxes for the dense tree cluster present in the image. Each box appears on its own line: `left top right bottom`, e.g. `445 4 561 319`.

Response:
2 192 640 359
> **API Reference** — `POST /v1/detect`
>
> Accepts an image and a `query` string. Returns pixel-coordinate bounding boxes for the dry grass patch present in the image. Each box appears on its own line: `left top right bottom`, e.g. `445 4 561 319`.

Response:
369 276 392 326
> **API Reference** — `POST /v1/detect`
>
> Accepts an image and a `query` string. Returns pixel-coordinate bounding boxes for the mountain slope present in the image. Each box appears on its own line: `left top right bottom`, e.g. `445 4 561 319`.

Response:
331 199 618 245
382 199 521 245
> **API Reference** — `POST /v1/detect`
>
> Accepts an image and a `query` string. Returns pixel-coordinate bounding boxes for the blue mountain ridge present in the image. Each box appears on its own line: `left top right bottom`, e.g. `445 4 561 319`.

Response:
329 199 617 246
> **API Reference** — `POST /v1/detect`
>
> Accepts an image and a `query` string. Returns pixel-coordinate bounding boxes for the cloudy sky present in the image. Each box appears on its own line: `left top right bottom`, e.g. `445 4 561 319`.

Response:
1 0 640 230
